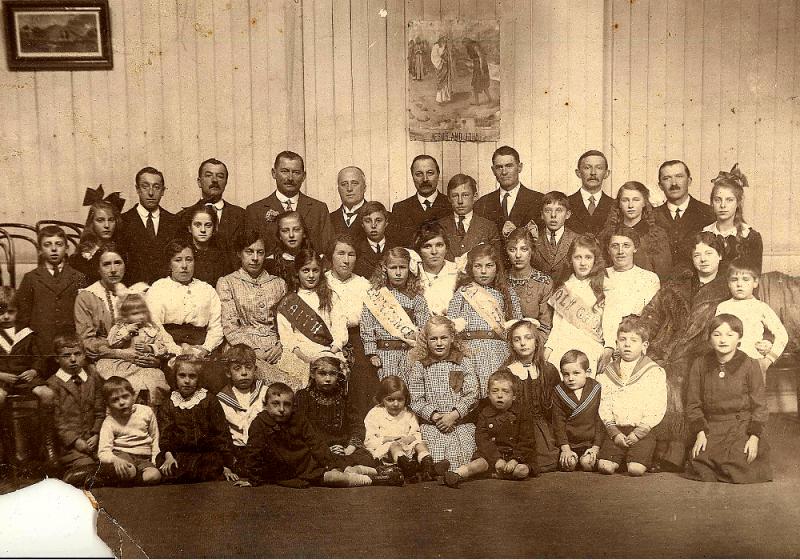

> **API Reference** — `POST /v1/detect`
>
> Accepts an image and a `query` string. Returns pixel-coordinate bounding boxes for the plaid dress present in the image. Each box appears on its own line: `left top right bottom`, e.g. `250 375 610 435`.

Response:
408 357 479 470
447 285 522 397
360 289 429 383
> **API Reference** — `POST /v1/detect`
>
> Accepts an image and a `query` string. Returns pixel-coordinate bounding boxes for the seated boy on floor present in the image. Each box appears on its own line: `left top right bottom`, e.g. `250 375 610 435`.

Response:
444 369 537 488
47 334 105 486
596 316 666 477
97 376 161 485
215 344 268 476
235 383 403 488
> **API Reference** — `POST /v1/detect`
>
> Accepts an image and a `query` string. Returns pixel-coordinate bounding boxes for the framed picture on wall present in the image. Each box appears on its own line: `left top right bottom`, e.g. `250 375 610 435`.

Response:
3 0 112 70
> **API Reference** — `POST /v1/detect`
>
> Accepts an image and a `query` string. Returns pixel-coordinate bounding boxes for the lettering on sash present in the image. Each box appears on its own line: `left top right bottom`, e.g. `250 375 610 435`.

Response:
363 287 419 344
276 293 334 347
548 285 603 343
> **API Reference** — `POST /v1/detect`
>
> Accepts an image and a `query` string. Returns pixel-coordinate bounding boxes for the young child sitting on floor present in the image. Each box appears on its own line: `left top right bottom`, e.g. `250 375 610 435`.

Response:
685 314 772 484
715 258 788 380
552 350 604 472
157 356 237 483
444 369 537 488
294 355 375 469
363 375 445 482
236 383 403 488
97 376 161 485
216 344 268 475
597 316 667 477
48 334 105 486
0 286 59 473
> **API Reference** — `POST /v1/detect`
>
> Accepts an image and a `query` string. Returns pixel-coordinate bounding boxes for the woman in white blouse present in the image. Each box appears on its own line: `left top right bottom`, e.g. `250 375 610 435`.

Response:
146 239 223 386
413 222 458 316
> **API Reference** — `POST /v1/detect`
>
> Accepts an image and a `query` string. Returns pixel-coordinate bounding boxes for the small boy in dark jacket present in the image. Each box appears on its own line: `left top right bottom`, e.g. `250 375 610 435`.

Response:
445 369 538 488
552 350 604 471
235 383 401 488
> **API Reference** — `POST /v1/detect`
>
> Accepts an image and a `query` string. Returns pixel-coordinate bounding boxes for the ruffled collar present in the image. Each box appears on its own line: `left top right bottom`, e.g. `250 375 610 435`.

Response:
170 388 208 409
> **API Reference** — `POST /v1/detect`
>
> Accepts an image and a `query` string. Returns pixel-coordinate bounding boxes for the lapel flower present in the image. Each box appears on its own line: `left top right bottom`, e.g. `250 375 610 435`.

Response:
265 209 281 223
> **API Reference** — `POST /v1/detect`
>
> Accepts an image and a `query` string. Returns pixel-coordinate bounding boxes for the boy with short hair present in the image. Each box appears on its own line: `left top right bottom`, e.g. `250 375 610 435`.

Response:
715 258 788 379
596 316 667 477
215 344 268 471
236 383 403 488
0 287 59 473
47 334 105 486
437 173 501 260
15 225 85 373
97 376 161 485
354 201 398 279
444 369 537 488
532 191 578 287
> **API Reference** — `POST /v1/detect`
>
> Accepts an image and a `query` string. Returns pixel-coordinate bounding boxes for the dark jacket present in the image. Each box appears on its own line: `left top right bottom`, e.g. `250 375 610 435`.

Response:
179 199 246 265
474 184 543 235
551 377 605 449
437 213 501 260
474 400 538 472
48 369 105 464
653 196 715 271
330 203 369 242
565 190 614 237
119 205 181 285
245 192 334 255
532 227 578 288
390 192 451 248
352 235 400 280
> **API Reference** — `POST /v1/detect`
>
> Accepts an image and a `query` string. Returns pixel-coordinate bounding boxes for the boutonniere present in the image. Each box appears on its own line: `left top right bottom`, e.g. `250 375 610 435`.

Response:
265 209 281 223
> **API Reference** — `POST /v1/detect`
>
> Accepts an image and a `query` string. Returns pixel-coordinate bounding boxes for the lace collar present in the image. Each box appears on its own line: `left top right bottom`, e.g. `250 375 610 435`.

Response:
170 388 208 409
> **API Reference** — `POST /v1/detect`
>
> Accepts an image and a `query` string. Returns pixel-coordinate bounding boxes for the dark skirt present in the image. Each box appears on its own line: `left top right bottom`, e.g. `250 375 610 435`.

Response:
156 450 225 483
533 417 560 473
685 416 773 484
345 326 381 426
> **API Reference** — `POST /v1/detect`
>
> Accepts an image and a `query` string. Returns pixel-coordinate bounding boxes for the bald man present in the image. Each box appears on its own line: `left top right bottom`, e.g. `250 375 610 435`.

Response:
330 166 369 241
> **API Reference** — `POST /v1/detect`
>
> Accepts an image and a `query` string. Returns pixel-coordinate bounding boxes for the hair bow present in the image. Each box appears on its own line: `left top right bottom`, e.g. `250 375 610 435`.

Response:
503 317 541 330
406 249 422 276
711 163 748 190
83 184 126 212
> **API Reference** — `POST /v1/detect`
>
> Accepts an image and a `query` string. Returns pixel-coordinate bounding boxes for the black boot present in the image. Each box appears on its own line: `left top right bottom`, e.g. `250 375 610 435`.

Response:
63 463 98 487
397 455 418 482
419 455 450 481
39 407 62 477
369 469 404 486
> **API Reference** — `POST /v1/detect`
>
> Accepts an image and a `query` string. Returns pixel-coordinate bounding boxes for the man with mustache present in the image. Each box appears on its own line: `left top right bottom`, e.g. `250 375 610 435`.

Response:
565 150 614 237
244 151 334 254
119 166 180 284
330 166 369 241
179 158 245 270
653 159 714 271
474 145 544 238
390 155 450 247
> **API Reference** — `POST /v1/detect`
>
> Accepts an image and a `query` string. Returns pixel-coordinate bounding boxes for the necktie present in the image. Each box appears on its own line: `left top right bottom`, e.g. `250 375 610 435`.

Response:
674 207 682 221
502 192 510 219
457 216 466 237
423 199 432 211
344 211 356 227
52 266 60 280
146 212 156 238
374 243 382 255
550 231 557 249
587 196 596 216
285 199 294 212
71 374 83 385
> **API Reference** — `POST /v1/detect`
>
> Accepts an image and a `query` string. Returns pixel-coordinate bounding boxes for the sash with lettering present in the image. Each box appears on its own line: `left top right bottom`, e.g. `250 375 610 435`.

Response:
547 283 603 343
276 293 333 346
363 287 418 345
460 283 506 337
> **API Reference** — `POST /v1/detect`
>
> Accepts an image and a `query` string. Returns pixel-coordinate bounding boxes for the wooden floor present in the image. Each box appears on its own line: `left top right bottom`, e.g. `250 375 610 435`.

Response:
86 414 800 558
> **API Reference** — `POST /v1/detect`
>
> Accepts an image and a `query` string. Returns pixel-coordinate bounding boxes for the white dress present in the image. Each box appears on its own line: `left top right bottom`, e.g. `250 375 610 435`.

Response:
363 406 424 459
601 266 660 347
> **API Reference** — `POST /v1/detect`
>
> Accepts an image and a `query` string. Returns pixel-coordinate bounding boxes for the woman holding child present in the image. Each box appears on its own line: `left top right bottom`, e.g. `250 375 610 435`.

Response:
639 231 730 471
74 244 170 405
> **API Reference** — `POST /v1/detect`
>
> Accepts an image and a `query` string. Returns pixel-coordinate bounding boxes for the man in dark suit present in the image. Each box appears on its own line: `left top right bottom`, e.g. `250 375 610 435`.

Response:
353 201 399 279
437 173 501 260
245 151 334 254
565 150 614 236
119 167 181 285
390 155 451 247
179 158 246 266
653 159 715 270
474 145 543 238
330 166 368 242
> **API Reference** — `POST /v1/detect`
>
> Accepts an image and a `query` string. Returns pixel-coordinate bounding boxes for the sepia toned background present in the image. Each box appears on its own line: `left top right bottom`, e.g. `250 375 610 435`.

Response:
0 0 798 272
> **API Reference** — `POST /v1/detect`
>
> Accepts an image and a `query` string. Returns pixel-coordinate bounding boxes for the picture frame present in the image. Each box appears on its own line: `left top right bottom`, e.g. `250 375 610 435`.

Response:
3 0 112 71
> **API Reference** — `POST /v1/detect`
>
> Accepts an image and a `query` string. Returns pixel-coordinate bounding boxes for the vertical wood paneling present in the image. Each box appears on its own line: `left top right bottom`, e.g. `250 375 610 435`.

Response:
229 0 254 203
211 1 234 170
366 0 389 200
772 0 795 255
159 0 182 193
550 0 570 191
663 0 685 166
699 0 721 202
610 0 631 190
142 0 164 167
519 0 539 188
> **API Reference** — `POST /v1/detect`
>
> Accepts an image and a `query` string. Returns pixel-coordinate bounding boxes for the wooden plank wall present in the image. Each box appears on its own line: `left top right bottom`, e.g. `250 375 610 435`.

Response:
608 0 800 273
0 0 304 225
302 0 606 209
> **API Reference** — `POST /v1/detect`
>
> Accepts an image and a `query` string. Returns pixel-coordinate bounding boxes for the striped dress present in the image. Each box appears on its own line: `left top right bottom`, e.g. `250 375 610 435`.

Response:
359 289 430 383
447 284 522 398
408 357 479 470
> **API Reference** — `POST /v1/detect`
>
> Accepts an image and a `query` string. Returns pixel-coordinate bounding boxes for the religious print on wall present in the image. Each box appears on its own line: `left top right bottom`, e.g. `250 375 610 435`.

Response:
407 19 500 142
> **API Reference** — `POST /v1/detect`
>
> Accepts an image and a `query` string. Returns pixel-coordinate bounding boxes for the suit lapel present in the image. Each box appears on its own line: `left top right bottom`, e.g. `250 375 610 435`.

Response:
554 230 576 266
58 375 83 403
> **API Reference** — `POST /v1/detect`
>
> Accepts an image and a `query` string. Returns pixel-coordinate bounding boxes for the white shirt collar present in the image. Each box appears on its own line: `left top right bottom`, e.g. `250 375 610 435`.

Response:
275 191 300 208
45 262 64 274
454 211 473 229
545 226 565 243
417 191 439 208
341 200 365 214
205 200 225 211
55 368 88 383
136 204 160 219
371 239 384 251
580 188 601 208
703 222 752 237
666 198 690 216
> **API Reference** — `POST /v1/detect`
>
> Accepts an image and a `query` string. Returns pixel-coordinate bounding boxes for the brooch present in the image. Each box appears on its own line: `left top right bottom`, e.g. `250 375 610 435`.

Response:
265 209 280 223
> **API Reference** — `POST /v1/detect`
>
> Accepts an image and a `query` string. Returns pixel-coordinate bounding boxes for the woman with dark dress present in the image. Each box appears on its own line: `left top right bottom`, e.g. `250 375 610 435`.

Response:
639 231 731 472
265 210 316 284
185 206 229 288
